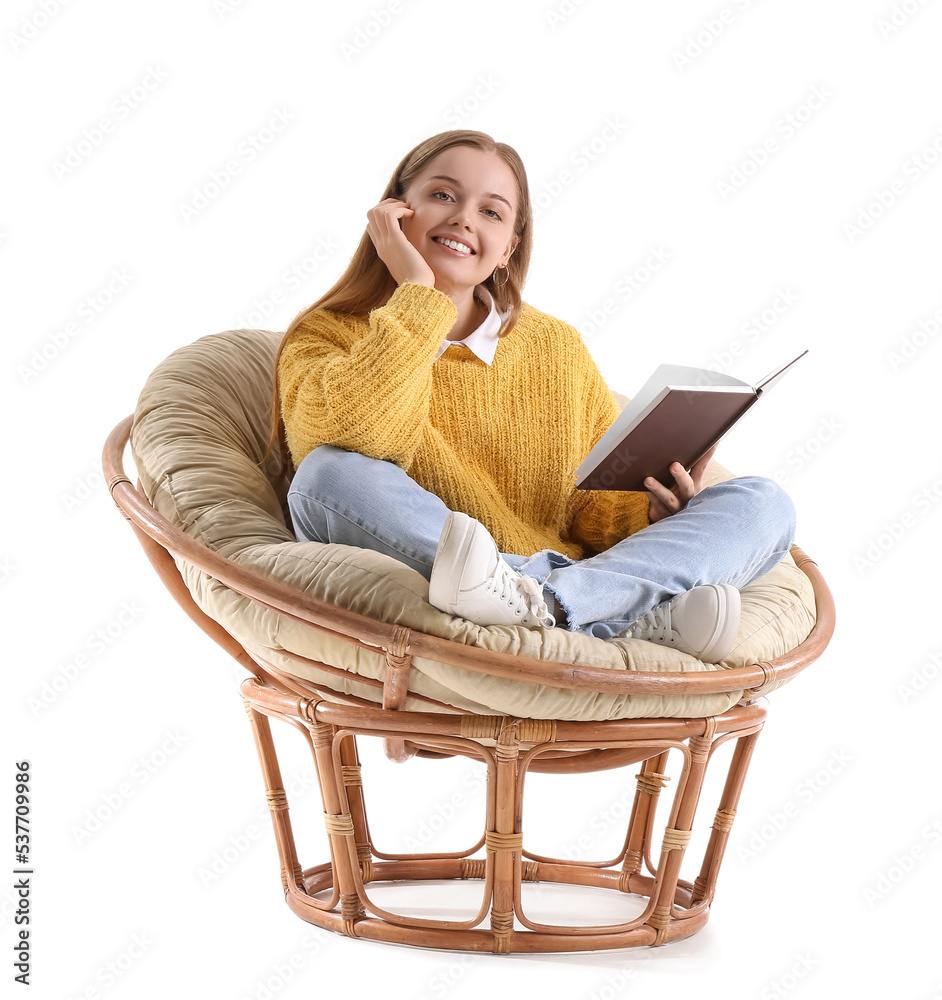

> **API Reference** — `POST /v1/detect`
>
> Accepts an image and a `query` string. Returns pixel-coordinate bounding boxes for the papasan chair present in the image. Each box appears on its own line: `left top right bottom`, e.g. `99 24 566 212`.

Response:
102 326 834 953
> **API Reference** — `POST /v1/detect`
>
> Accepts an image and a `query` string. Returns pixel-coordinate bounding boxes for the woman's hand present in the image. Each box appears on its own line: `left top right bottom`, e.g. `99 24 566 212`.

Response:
366 198 436 288
645 444 718 523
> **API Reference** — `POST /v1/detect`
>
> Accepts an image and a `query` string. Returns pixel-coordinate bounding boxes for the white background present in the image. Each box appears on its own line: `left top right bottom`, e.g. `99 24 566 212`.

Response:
4 1 942 997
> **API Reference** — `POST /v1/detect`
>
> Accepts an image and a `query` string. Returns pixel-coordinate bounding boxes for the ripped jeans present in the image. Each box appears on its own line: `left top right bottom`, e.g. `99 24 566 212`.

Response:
287 445 796 638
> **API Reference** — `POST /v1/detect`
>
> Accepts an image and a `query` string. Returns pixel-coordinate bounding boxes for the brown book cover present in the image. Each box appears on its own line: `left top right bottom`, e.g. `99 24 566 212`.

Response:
575 351 806 492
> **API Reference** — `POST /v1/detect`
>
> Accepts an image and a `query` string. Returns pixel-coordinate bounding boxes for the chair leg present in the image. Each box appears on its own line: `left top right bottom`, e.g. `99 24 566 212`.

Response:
488 721 522 953
242 701 304 894
302 717 365 936
338 736 375 884
643 724 716 945
619 751 671 888
691 728 761 905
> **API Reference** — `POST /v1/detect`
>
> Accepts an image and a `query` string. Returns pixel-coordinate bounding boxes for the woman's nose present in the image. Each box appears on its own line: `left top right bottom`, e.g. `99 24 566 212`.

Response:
447 204 473 228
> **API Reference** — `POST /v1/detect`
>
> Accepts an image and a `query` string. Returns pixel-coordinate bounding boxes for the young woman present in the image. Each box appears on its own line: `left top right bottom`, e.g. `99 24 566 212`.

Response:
275 130 796 663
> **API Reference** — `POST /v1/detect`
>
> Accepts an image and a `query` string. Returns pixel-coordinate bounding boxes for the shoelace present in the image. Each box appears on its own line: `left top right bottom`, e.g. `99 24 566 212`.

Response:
630 601 674 642
488 563 556 627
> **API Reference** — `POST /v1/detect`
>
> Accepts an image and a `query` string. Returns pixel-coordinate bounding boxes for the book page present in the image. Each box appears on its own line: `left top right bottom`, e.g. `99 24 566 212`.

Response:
625 363 750 417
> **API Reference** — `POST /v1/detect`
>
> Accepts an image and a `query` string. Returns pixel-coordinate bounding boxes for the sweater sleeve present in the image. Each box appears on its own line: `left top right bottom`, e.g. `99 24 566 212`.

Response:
564 344 651 553
278 282 458 469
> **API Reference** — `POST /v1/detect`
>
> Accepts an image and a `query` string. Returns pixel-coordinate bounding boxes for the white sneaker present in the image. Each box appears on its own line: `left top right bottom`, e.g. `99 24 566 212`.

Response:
626 584 741 663
429 512 556 628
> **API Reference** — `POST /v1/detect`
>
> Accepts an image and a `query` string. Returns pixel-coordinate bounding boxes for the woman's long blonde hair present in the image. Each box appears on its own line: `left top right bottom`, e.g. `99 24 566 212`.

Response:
268 130 534 458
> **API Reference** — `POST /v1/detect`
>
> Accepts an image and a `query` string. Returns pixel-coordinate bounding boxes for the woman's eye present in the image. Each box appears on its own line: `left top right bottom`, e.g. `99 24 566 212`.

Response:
432 190 453 201
484 208 503 221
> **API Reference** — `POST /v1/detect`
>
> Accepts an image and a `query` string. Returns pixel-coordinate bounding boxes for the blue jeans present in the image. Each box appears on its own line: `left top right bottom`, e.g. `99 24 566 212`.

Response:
287 445 796 639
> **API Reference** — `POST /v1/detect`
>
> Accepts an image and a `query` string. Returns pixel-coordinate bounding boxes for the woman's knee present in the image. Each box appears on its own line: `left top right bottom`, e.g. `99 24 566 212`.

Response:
286 446 368 542
737 474 794 513
729 475 797 544
289 445 375 506
697 475 796 535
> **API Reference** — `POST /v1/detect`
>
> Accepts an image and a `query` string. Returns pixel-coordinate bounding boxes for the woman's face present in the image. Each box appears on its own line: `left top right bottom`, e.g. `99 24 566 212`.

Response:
399 146 519 298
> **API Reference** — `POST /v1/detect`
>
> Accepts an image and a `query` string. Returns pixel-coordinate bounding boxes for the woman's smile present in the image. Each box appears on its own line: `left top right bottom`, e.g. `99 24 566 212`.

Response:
431 235 476 257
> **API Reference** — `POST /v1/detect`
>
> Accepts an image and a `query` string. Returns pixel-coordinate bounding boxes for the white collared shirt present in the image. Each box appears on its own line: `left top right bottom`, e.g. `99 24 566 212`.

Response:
433 288 510 365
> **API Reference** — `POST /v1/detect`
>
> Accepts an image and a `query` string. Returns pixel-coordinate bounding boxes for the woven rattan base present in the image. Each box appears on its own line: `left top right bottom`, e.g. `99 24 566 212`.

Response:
242 677 766 953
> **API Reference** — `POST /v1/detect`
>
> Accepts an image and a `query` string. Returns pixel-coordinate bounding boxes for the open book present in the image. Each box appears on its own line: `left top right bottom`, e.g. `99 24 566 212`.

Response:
575 350 807 492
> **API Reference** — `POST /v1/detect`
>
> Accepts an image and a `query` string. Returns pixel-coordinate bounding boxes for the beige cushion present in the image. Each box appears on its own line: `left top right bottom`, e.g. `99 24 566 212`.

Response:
131 329 815 721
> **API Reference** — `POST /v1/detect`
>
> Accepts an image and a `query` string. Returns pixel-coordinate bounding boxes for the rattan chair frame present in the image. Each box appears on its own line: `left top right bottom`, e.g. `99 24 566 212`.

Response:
103 414 835 953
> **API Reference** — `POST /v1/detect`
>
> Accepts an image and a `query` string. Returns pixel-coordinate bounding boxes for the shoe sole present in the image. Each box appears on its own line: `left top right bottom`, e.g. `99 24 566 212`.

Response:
699 583 741 662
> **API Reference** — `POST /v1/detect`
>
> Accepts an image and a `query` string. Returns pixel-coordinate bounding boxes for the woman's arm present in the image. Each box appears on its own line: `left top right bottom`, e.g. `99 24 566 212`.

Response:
279 282 457 469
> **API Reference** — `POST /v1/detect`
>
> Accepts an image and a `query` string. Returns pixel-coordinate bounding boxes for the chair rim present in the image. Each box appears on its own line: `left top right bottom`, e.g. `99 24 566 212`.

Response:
103 414 835 701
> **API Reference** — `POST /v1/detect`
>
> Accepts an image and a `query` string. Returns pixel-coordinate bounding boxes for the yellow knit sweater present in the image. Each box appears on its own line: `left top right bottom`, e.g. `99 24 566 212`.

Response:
279 282 649 559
